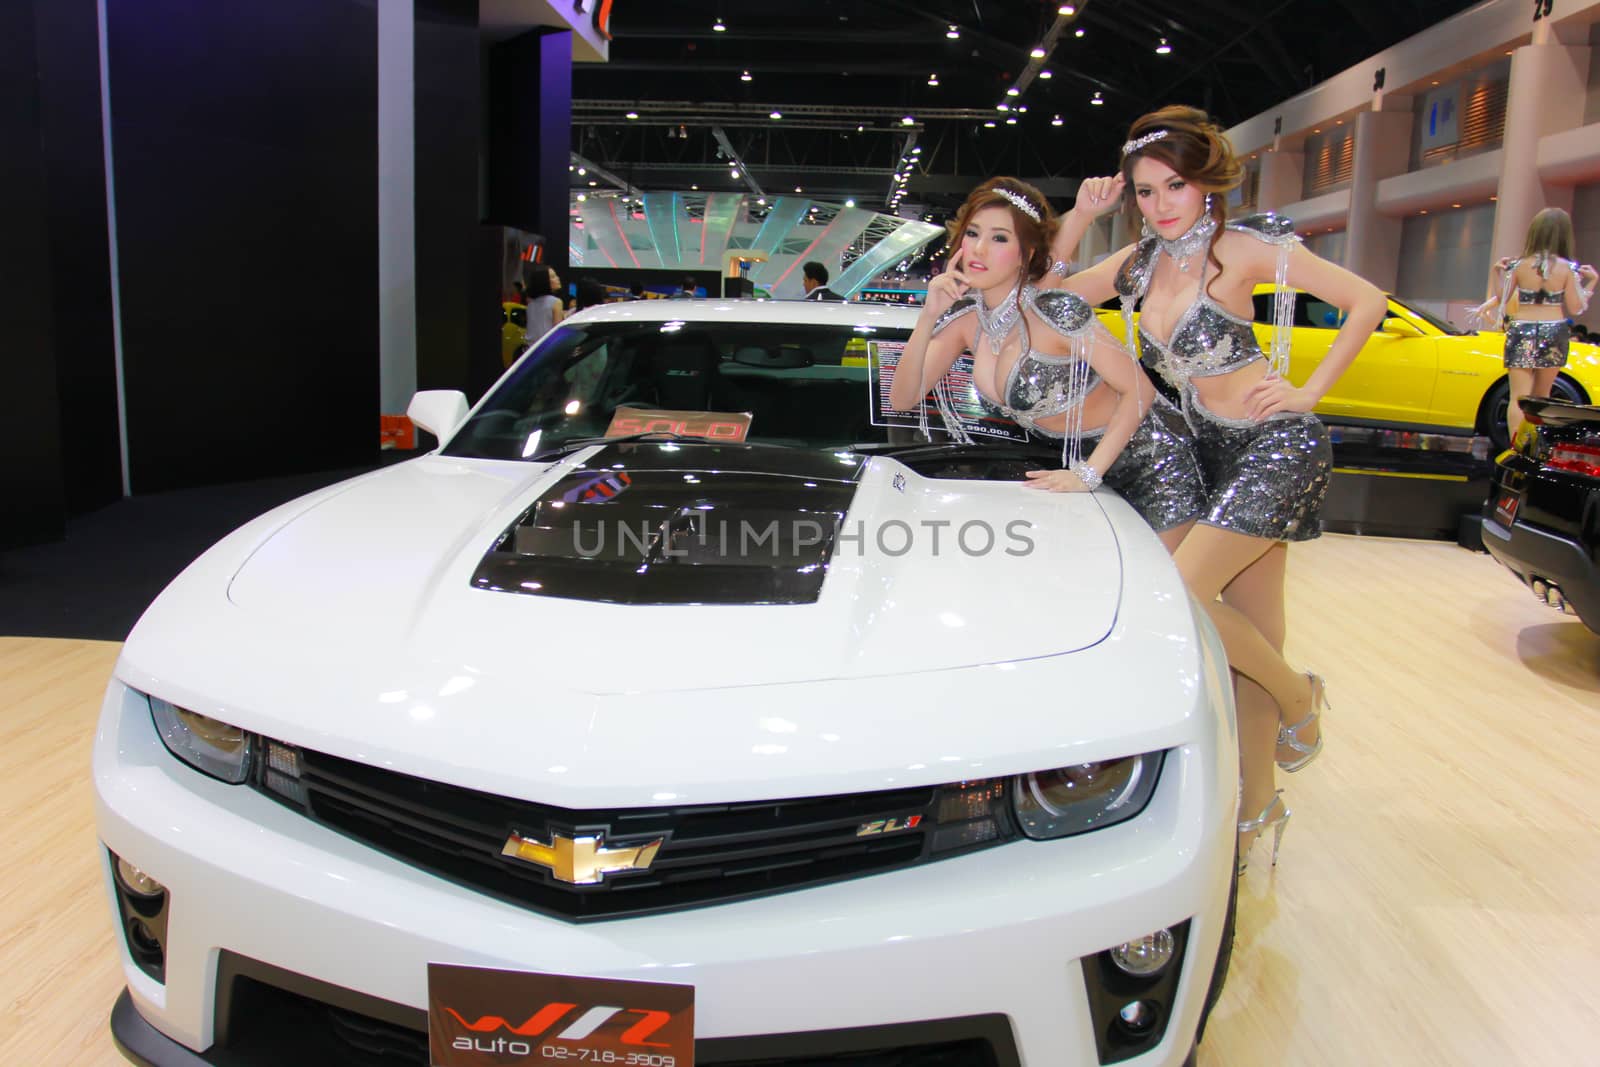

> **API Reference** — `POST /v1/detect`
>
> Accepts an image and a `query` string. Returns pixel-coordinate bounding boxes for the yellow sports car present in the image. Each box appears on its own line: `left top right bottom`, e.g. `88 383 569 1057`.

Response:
1100 287 1600 450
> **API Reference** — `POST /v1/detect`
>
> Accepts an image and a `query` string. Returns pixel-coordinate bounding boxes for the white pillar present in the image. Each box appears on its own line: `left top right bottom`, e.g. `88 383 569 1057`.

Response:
1345 103 1413 291
1257 148 1305 213
378 0 418 415
1490 41 1592 260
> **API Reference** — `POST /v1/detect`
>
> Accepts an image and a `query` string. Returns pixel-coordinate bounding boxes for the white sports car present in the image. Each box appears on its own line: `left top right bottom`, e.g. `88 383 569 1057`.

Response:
96 298 1239 1067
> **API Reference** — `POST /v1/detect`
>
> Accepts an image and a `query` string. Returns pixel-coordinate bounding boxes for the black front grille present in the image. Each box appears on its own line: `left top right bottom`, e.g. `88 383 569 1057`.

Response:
252 744 1015 921
193 953 1022 1067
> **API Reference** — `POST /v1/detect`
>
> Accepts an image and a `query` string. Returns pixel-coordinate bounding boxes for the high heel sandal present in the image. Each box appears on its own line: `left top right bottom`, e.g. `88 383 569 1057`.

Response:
1236 790 1291 875
1276 672 1327 773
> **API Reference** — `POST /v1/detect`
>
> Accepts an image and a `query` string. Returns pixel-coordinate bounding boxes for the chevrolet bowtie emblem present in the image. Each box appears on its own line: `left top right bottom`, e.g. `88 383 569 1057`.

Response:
501 829 664 885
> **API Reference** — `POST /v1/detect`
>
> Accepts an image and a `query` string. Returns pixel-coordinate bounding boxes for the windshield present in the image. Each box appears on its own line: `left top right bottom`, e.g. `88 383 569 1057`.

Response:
444 320 919 461
1388 295 1463 335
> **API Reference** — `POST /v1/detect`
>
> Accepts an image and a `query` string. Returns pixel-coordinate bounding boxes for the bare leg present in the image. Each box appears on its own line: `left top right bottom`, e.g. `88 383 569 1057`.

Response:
1221 543 1316 767
1506 368 1536 439
1175 527 1313 852
1157 519 1196 556
1531 366 1561 403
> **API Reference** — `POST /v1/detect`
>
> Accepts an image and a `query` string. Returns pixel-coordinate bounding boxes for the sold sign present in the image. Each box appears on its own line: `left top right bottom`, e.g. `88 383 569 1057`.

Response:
605 408 752 442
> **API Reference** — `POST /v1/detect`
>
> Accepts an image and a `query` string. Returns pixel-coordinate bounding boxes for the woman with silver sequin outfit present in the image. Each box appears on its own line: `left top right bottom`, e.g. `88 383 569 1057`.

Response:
889 177 1204 551
1052 106 1387 872
1471 208 1597 439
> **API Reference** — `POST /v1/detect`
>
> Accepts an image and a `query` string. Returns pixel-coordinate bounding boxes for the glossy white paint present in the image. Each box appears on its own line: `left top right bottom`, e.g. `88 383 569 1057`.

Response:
96 298 1238 1064
404 389 469 441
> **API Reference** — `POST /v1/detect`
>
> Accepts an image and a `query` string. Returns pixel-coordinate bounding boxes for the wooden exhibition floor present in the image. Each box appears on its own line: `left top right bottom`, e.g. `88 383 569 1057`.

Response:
3 534 1597 1066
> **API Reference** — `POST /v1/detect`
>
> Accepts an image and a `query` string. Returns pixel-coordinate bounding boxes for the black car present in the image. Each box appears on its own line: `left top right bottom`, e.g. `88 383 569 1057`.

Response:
1482 398 1600 633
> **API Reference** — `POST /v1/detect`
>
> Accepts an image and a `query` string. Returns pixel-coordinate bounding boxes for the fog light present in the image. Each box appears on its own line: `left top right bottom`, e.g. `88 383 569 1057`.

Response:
1110 928 1175 976
1116 1000 1159 1036
115 857 165 898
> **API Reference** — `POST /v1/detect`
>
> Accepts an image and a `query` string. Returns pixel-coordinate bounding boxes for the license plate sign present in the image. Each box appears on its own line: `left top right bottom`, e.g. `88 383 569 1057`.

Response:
428 963 694 1067
1493 489 1520 527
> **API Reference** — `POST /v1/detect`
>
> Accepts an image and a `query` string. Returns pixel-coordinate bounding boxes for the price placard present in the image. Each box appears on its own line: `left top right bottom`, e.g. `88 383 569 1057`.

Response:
866 340 1028 442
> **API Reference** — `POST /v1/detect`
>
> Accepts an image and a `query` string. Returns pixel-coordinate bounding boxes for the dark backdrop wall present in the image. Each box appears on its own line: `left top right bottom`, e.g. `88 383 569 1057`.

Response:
414 0 482 397
35 0 120 517
0 0 65 547
106 0 379 493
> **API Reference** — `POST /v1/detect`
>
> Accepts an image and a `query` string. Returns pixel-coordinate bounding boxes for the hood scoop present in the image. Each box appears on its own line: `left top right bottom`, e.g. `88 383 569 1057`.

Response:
472 442 866 605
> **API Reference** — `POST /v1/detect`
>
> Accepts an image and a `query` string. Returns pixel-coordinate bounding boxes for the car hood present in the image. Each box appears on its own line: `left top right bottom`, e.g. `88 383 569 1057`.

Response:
220 443 1122 694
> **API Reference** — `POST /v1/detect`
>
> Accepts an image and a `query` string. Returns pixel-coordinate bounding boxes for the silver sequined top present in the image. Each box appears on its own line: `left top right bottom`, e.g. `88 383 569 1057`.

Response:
1116 213 1297 388
931 286 1098 439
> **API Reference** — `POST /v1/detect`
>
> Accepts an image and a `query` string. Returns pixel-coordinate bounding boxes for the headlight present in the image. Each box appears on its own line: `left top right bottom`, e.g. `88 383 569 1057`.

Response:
1012 751 1164 840
148 694 253 784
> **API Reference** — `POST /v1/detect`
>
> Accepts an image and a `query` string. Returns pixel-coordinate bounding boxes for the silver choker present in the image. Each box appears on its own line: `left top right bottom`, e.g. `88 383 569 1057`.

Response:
975 284 1029 347
1159 212 1218 272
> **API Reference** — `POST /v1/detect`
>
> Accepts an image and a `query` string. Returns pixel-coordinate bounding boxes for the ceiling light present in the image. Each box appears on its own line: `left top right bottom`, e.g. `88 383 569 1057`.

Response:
770 110 782 119
857 124 865 132
730 168 740 178
691 184 699 190
568 164 574 172
997 103 1009 111
1156 37 1172 55
757 197 766 204
1005 117 1017 125
588 180 597 186
1030 46 1047 59
576 193 586 202
946 24 960 39
740 70 752 82
712 18 726 32
1051 114 1063 126
1075 27 1085 37
1017 105 1028 113
1040 69 1053 79
1451 203 1461 208
577 166 587 175
795 186 803 192
902 115 915 125
928 74 939 86
983 120 996 127
1006 87 1020 96
1059 3 1077 13
625 111 638 119
845 199 855 207
911 146 921 154
1091 91 1103 105
1420 209 1428 215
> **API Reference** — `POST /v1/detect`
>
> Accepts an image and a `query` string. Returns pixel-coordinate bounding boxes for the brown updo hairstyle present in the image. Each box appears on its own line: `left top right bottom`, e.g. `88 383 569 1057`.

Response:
944 177 1059 283
1119 106 1244 286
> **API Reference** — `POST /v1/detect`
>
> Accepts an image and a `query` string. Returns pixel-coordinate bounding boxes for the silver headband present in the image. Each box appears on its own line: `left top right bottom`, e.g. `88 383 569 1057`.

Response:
994 187 1041 222
1122 129 1169 157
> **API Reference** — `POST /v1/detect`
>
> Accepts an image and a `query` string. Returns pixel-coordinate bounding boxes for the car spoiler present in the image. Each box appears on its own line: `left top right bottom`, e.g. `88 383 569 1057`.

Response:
1521 397 1600 429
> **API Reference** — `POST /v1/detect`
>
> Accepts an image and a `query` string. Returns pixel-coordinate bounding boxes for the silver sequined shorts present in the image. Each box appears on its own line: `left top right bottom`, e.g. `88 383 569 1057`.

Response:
1185 391 1331 543
1503 319 1570 370
1081 398 1206 532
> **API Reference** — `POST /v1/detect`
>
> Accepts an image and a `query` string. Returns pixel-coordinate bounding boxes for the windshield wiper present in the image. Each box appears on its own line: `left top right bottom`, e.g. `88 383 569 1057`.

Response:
529 431 687 461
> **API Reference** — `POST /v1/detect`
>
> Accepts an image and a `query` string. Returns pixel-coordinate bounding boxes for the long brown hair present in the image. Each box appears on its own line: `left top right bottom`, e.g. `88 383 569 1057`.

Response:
1523 207 1575 262
1119 105 1243 286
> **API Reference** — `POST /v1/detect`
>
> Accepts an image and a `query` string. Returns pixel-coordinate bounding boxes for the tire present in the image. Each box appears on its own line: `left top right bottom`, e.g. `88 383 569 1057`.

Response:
1194 868 1238 1049
1479 374 1588 453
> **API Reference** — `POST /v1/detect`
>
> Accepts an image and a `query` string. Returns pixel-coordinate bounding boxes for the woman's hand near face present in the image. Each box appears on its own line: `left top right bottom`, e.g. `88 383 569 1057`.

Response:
1072 174 1125 221
923 247 972 320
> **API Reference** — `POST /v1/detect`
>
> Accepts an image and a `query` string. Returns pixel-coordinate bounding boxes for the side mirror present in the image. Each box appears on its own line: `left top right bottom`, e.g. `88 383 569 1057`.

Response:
406 390 470 445
1380 317 1423 338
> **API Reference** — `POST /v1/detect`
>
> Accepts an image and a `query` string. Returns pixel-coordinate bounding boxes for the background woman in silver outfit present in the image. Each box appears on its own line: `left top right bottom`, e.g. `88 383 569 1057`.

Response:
888 177 1205 550
1053 107 1387 871
1472 208 1597 440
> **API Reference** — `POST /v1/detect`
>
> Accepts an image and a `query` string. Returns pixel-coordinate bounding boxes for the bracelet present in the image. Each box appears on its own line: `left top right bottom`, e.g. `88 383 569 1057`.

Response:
1070 461 1103 490
1051 259 1070 279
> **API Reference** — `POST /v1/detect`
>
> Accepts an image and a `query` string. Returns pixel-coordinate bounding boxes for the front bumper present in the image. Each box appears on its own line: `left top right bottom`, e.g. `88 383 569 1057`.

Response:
95 679 1235 1067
